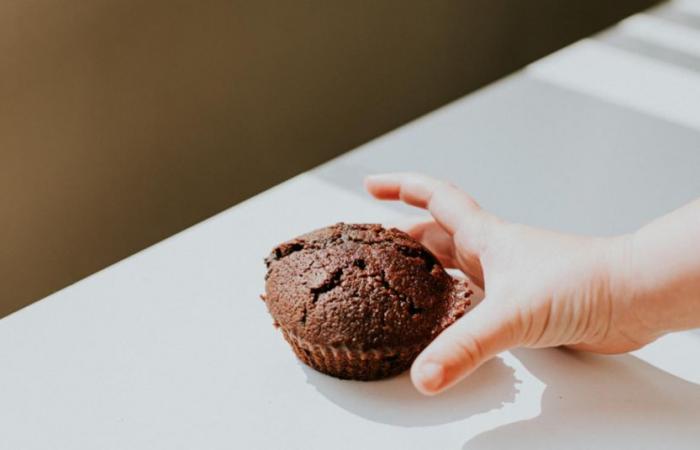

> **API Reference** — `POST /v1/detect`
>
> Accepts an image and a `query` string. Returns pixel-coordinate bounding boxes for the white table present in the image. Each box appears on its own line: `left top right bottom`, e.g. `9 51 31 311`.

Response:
2 1 700 449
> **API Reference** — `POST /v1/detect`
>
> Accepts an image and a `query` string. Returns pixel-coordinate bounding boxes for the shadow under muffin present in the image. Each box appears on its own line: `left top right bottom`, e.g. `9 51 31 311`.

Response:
263 223 472 381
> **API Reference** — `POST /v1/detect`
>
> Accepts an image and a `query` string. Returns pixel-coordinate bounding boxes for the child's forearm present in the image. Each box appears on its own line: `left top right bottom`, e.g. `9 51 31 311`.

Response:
625 199 700 334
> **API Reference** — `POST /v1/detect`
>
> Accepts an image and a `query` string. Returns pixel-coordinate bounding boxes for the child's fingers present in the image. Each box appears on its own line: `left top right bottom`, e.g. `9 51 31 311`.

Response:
410 298 519 395
383 217 457 267
365 173 477 233
364 173 495 251
388 218 485 288
399 219 458 268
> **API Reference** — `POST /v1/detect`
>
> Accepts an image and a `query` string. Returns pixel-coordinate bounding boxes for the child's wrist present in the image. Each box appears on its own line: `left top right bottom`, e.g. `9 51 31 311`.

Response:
604 233 667 340
613 229 698 336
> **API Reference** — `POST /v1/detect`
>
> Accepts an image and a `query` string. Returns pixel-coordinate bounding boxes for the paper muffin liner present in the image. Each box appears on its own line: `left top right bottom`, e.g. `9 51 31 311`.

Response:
281 329 426 381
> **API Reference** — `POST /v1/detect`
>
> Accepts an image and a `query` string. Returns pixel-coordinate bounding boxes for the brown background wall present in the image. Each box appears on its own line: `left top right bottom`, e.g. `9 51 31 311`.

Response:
0 0 658 318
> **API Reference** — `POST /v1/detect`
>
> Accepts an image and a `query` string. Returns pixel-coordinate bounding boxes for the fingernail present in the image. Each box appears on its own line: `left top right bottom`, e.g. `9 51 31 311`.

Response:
416 362 444 392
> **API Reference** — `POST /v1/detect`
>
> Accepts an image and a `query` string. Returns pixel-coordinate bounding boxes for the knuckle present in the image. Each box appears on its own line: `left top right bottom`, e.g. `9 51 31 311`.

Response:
453 332 486 370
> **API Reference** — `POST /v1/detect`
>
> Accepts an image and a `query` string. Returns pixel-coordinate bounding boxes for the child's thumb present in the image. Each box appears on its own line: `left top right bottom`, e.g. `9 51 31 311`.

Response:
410 299 518 395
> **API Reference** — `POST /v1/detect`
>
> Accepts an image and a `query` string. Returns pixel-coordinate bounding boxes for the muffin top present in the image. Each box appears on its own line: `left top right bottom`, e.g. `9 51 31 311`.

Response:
263 223 472 350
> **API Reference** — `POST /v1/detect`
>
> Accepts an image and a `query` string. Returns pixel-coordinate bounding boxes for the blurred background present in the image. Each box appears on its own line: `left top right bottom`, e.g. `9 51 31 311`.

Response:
1 0 659 318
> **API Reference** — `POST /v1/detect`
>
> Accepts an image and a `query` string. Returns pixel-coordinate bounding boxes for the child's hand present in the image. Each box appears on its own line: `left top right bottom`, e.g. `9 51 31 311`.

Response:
365 173 700 395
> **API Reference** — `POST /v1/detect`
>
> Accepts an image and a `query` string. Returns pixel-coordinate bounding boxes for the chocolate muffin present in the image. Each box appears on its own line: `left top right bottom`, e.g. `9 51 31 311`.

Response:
262 223 472 381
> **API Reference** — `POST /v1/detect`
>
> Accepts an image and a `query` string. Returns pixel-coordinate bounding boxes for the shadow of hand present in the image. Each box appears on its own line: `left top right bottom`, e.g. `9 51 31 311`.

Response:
464 349 700 449
302 356 519 427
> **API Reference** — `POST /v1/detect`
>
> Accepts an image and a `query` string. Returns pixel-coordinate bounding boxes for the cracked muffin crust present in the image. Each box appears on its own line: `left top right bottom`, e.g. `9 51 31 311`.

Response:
262 223 473 380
